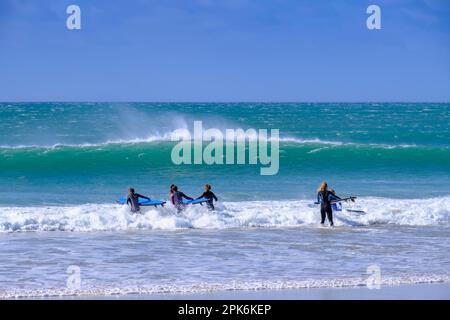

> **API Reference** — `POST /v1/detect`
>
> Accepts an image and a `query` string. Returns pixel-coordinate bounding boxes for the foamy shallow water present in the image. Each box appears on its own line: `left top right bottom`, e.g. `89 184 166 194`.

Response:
1 197 449 232
0 219 449 298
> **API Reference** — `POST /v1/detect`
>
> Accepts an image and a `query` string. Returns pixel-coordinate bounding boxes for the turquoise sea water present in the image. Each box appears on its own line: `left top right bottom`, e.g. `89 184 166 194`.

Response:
0 103 449 205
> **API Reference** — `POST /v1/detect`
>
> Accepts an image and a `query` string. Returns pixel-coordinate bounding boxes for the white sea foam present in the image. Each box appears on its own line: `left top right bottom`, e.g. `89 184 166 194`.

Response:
0 133 423 150
0 197 449 233
1 275 449 299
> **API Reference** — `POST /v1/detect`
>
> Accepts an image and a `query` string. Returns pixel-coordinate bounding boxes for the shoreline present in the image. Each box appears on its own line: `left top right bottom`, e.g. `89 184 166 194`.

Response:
13 282 450 300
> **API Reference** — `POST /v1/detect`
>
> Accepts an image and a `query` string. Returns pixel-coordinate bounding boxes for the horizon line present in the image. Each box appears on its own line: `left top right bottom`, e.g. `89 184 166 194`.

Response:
1 101 449 104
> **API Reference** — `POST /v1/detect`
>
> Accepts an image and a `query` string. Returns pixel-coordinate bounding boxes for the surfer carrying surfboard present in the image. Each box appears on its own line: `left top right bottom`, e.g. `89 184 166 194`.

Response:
170 185 194 213
197 184 218 210
127 187 151 213
316 182 342 227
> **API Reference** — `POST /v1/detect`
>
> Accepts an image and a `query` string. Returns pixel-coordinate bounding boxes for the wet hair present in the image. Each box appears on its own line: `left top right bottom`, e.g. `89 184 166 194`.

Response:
172 185 178 192
204 184 211 191
317 182 328 192
128 187 135 193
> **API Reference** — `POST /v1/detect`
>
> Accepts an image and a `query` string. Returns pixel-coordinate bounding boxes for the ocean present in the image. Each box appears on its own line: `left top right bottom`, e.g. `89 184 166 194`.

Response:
0 102 449 298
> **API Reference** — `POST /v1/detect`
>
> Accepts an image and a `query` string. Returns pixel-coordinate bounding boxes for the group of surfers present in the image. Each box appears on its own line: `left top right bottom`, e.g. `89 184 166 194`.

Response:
126 181 351 227
126 184 218 214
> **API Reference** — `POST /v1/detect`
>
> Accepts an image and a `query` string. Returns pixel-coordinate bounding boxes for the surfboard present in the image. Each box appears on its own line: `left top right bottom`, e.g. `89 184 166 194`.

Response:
308 202 319 208
116 197 166 207
346 209 366 214
182 198 210 205
330 196 357 204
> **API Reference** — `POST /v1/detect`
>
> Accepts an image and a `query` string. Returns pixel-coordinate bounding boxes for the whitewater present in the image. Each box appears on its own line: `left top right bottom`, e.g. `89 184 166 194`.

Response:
1 196 449 299
1 197 449 232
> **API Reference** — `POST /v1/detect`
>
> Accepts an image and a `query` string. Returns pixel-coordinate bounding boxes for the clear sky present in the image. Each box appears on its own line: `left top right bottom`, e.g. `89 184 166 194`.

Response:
0 0 449 102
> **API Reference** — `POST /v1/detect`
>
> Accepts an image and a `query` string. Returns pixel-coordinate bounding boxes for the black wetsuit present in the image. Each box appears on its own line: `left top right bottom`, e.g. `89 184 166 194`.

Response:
126 193 150 213
197 191 218 210
317 191 341 226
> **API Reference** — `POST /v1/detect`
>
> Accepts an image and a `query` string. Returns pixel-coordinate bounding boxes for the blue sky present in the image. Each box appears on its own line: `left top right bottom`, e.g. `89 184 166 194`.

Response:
0 0 449 102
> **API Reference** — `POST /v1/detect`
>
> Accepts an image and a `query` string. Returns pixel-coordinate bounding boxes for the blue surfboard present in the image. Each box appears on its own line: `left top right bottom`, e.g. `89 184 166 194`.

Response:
182 197 210 205
116 197 166 207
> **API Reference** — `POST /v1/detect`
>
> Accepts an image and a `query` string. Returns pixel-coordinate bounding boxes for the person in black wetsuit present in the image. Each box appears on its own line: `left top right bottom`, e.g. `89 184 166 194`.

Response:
316 182 341 226
169 184 176 200
170 185 193 213
197 184 218 211
126 187 151 213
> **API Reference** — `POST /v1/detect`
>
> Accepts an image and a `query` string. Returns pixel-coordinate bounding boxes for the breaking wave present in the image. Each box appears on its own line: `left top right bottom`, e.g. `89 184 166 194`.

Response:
0 134 423 150
1 197 449 233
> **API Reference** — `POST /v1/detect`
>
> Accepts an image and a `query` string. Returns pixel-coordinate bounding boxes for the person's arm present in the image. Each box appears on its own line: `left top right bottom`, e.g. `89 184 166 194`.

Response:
126 196 131 205
136 193 151 201
196 192 206 200
212 192 218 202
316 192 321 204
181 192 194 201
328 193 341 202
170 193 175 205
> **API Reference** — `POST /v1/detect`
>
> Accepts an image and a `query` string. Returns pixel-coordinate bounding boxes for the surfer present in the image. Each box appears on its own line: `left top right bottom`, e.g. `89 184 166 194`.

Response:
126 187 151 213
169 184 176 196
197 184 218 210
170 185 194 213
316 182 341 226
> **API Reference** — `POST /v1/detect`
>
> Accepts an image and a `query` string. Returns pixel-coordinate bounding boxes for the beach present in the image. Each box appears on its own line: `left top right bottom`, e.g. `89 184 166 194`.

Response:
1 225 449 299
32 282 449 300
